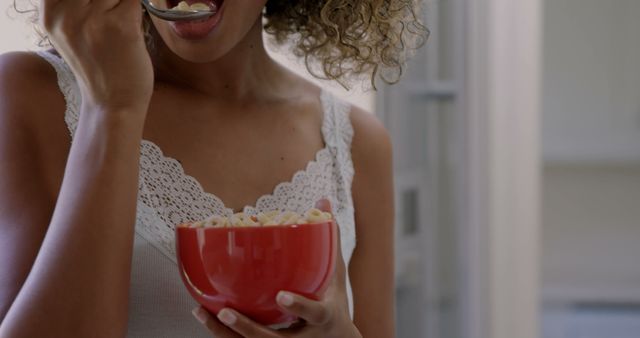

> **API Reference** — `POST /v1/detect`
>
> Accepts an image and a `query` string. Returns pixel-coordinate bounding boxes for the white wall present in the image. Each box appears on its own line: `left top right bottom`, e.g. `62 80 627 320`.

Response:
541 165 640 303
542 0 640 164
1 0 39 52
541 0 640 304
0 0 374 112
465 0 542 337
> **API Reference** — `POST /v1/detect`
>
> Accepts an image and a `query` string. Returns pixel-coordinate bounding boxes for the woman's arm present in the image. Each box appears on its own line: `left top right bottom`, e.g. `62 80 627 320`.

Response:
0 52 148 338
349 106 396 338
0 52 61 324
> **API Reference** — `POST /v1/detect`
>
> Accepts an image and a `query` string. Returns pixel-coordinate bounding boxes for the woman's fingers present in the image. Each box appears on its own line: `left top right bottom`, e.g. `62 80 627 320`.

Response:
192 306 244 338
276 291 332 326
108 0 142 17
40 0 154 113
214 308 281 338
314 198 332 213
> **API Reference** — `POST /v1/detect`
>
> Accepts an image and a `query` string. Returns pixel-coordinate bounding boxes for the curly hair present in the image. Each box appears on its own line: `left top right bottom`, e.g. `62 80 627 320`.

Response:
264 0 428 89
11 0 428 89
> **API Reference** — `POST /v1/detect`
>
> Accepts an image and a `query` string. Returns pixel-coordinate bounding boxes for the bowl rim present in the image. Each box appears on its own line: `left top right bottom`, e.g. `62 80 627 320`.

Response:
175 220 335 232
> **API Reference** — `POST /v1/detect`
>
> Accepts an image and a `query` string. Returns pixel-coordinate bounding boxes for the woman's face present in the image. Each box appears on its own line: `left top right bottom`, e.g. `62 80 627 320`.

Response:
149 0 268 63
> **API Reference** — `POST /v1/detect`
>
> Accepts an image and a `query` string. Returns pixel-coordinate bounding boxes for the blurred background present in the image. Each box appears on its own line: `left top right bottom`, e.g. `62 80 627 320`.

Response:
2 0 639 337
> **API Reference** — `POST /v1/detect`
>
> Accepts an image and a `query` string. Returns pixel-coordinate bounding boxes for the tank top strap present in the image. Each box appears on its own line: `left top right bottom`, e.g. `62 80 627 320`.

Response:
320 88 355 153
35 50 81 139
318 89 356 214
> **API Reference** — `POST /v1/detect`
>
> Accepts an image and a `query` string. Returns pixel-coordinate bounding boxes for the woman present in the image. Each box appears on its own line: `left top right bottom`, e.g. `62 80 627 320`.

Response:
0 0 426 336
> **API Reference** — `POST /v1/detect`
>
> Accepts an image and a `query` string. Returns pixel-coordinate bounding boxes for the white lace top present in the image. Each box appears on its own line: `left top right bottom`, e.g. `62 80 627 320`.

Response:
36 50 357 337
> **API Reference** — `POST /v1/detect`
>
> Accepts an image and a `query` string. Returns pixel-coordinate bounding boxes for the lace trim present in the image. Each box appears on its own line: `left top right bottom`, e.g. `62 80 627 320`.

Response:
137 138 336 215
137 87 335 218
322 93 356 248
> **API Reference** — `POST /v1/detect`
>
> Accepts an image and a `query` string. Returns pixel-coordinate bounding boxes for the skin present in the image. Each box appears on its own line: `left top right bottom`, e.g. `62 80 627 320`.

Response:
0 0 396 337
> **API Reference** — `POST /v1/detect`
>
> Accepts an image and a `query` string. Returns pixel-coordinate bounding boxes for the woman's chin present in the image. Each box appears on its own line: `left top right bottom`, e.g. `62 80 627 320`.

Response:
152 25 230 63
169 41 230 63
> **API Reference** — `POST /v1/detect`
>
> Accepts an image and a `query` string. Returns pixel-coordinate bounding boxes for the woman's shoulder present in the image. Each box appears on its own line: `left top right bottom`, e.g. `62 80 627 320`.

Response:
0 48 68 143
0 49 60 81
0 49 66 121
0 49 72 200
349 105 392 167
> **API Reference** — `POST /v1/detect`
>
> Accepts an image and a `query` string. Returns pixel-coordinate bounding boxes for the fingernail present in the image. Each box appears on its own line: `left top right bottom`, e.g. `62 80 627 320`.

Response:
217 308 237 326
277 291 295 306
192 307 207 324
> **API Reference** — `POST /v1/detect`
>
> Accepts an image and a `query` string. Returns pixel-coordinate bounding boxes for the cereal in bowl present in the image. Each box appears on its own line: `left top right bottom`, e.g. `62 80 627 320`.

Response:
181 208 333 228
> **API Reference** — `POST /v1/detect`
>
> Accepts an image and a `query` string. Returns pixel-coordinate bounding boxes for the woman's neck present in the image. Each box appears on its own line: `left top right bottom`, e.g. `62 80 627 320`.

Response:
151 17 294 103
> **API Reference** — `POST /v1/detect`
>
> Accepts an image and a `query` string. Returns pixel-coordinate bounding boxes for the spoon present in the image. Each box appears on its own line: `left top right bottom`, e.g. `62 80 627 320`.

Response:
140 0 215 22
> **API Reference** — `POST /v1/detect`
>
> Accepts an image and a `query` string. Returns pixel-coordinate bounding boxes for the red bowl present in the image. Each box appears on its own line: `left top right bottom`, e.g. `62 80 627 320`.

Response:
175 220 337 326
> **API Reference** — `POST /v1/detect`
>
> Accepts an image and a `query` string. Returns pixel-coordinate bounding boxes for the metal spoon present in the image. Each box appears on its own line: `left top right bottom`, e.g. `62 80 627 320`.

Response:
140 0 215 22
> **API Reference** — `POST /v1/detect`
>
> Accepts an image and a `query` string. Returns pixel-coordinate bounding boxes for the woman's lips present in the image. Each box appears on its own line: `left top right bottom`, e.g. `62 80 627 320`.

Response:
169 0 224 40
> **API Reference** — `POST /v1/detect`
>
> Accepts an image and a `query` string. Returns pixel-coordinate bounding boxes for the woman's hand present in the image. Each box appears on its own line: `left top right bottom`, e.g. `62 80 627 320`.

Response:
41 0 154 113
191 199 362 338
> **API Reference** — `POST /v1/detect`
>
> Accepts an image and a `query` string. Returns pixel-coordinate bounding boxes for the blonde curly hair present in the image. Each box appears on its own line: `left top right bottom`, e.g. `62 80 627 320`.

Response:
12 0 428 89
